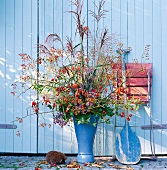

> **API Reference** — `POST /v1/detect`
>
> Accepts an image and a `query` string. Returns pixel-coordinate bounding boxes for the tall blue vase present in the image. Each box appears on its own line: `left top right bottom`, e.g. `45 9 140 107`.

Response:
73 115 98 163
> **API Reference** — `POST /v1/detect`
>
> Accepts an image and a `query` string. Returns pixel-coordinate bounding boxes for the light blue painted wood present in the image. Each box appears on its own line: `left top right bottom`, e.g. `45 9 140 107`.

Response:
21 0 34 153
152 0 163 154
29 0 38 154
13 0 24 153
161 0 167 154
38 0 53 154
120 0 128 46
0 0 167 155
142 0 154 154
5 0 15 152
112 0 121 35
102 0 115 149
144 0 153 63
127 0 136 64
0 0 7 153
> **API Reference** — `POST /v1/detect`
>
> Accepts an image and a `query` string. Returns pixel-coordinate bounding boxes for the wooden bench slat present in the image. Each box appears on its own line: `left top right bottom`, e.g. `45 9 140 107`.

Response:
112 70 153 78
112 63 152 70
112 63 153 78
126 70 153 78
126 78 152 87
126 63 152 69
126 87 149 95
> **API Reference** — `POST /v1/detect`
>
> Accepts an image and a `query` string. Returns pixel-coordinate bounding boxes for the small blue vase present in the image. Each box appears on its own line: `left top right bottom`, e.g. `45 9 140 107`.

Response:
73 115 98 163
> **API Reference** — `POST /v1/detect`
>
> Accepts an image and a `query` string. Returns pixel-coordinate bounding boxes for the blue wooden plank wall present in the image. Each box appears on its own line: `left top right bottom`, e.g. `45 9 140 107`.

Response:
0 0 167 155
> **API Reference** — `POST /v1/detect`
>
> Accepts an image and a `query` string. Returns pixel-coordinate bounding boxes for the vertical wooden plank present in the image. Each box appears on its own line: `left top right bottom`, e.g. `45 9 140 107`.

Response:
127 0 141 134
20 0 34 153
161 0 167 154
62 0 75 154
52 0 63 153
103 0 115 156
11 0 38 154
127 0 136 62
5 0 15 152
51 0 62 153
112 0 125 131
0 0 6 152
152 0 162 154
111 0 122 156
112 0 121 126
69 0 77 154
112 0 121 34
39 0 54 153
120 0 128 46
12 0 24 153
89 0 100 156
134 0 144 62
86 0 102 156
58 0 64 153
29 0 38 153
134 0 146 154
38 0 45 153
126 0 134 126
144 0 153 62
142 0 153 155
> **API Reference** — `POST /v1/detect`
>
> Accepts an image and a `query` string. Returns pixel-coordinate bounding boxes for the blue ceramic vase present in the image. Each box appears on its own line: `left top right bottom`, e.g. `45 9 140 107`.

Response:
73 115 98 163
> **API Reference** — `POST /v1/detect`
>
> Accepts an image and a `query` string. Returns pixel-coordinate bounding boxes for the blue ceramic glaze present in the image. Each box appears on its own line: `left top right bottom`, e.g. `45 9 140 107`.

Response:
73 115 98 163
116 121 141 164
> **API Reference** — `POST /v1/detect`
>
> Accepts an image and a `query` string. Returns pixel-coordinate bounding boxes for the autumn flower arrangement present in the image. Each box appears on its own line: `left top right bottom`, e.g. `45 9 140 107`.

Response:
12 0 148 127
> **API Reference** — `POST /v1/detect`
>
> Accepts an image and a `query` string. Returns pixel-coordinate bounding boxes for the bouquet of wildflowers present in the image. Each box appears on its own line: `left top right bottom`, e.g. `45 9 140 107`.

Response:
12 0 148 127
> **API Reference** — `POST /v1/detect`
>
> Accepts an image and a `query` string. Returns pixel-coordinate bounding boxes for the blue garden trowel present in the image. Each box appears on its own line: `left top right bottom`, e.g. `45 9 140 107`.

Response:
115 49 141 164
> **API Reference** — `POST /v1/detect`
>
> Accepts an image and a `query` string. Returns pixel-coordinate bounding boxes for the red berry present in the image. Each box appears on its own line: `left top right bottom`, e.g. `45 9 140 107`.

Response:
34 107 39 114
32 101 37 107
52 102 56 108
120 87 124 92
53 163 57 167
19 163 24 166
103 110 107 114
84 163 87 166
44 99 51 105
129 113 132 117
99 85 103 90
120 112 124 117
126 116 130 121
